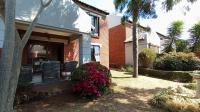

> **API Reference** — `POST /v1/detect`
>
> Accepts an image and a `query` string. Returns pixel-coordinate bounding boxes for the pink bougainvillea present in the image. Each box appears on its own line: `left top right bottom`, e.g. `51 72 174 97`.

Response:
71 63 111 98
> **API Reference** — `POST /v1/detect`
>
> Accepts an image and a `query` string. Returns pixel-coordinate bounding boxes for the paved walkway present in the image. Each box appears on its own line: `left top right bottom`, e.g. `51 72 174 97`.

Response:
17 70 182 112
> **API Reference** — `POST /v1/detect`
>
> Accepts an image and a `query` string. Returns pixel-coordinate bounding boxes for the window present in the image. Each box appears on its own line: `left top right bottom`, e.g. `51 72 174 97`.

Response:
91 45 100 62
90 15 99 36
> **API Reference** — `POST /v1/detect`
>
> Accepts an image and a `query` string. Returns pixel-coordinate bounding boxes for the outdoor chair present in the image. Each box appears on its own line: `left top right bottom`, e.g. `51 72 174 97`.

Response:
41 61 61 83
62 61 78 80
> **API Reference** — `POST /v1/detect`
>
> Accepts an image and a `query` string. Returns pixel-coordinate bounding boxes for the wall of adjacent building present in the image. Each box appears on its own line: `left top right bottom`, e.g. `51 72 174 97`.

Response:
109 24 126 67
125 40 148 65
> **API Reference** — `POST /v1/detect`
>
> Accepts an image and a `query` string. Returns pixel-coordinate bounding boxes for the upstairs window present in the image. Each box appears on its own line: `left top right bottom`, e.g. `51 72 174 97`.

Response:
90 15 99 36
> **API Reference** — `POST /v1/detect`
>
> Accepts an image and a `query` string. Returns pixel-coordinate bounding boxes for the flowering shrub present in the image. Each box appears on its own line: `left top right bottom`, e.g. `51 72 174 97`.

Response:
71 63 112 98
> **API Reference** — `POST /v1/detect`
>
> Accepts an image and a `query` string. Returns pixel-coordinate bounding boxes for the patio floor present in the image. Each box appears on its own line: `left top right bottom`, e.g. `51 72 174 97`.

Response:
16 70 183 112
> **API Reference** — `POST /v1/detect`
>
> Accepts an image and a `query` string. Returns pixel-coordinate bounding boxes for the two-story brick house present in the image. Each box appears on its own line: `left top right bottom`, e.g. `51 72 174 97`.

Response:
0 0 109 85
108 15 160 67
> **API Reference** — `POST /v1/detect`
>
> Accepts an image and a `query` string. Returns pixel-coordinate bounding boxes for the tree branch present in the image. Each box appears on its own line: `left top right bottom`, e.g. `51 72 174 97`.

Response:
41 0 52 8
21 0 52 48
15 30 22 42
0 0 5 21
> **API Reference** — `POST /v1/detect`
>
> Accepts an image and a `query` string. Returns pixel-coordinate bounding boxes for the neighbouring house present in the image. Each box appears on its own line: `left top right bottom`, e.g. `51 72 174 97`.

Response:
0 0 109 88
108 15 160 67
156 32 170 53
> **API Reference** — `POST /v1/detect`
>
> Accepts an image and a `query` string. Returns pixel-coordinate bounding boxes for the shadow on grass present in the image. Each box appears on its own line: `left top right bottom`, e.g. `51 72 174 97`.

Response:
17 82 166 112
112 77 132 79
124 72 133 75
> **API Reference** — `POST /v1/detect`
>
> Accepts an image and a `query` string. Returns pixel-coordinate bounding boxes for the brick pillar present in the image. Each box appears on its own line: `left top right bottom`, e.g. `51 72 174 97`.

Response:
79 34 91 65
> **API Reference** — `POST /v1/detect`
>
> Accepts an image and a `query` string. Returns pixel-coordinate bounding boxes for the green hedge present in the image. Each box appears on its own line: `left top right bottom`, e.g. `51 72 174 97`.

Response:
139 68 193 83
154 52 200 71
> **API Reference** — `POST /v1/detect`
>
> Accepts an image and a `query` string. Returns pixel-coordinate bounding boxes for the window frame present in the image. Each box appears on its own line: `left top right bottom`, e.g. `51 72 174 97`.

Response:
89 14 100 37
91 44 100 62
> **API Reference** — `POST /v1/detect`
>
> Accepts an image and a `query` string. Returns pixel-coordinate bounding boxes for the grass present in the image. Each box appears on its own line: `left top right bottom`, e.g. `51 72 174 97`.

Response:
119 65 133 73
17 70 184 112
150 88 200 112
183 83 197 90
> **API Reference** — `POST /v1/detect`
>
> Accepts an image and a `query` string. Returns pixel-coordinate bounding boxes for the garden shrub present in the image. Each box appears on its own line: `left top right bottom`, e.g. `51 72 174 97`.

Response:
139 48 156 68
154 52 200 71
183 83 197 90
139 68 193 83
150 88 200 112
120 64 133 73
71 63 112 98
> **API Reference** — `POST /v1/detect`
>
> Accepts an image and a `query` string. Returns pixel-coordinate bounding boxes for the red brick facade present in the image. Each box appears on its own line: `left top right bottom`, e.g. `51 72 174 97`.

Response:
91 17 109 68
64 39 79 62
63 17 109 68
109 25 126 67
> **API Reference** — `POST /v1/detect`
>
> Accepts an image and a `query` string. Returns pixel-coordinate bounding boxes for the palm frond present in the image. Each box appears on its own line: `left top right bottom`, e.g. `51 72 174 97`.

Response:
168 20 183 39
114 0 129 13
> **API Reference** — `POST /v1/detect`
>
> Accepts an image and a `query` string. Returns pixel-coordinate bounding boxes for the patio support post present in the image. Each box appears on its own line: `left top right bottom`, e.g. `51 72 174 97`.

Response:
79 34 91 65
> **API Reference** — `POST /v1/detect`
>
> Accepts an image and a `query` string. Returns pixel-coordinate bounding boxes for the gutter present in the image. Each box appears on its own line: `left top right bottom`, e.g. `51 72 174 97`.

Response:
15 19 91 35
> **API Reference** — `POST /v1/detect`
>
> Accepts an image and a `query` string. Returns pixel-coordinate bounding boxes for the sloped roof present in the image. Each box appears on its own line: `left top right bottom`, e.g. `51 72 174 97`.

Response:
73 0 109 15
156 32 170 39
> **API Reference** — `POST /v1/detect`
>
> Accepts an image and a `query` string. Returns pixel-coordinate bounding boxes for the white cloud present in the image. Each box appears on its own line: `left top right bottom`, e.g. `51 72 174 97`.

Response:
140 0 200 39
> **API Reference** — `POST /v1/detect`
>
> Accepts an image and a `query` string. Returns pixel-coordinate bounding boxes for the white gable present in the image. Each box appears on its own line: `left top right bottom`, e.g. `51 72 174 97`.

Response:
16 0 91 33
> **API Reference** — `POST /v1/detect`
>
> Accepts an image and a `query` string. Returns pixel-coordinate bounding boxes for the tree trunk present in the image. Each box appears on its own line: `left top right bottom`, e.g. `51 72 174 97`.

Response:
132 21 138 78
1 1 52 111
0 0 16 112
6 32 23 112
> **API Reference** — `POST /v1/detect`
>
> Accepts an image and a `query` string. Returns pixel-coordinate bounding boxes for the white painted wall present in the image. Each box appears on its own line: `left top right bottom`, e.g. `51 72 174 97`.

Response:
125 43 133 65
108 15 122 28
16 0 91 33
125 40 148 65
146 30 160 48
0 0 92 48
0 19 4 48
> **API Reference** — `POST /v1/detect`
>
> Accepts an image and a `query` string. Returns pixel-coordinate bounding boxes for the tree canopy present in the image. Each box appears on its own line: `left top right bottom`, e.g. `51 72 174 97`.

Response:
164 20 184 53
189 21 200 52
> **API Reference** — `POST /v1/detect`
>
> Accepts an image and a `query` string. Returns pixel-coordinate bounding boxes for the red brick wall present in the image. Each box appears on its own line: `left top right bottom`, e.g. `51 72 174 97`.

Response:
109 25 126 66
91 17 109 68
64 39 79 62
59 17 109 68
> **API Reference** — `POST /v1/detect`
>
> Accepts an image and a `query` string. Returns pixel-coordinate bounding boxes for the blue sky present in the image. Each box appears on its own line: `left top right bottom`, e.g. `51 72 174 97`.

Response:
81 0 200 39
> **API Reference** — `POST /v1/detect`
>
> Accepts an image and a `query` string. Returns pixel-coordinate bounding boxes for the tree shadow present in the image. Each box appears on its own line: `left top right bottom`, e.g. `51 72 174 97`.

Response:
112 76 132 79
15 0 91 33
17 82 167 112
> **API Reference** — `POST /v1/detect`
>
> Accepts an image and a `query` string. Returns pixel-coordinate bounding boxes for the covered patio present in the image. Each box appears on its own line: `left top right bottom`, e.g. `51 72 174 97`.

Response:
12 0 93 85
17 22 92 85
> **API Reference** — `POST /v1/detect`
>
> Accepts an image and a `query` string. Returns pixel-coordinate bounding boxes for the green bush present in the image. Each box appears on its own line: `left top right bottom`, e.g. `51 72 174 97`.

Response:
150 88 200 112
139 48 156 68
154 52 200 71
71 63 112 98
183 83 197 90
139 68 193 83
149 88 174 108
120 64 133 73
